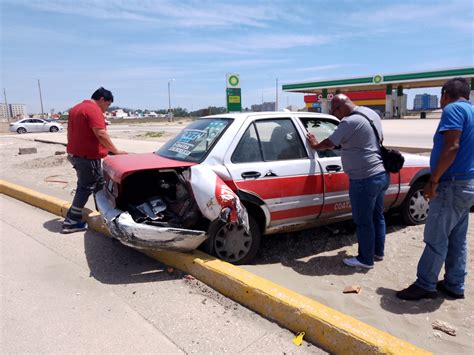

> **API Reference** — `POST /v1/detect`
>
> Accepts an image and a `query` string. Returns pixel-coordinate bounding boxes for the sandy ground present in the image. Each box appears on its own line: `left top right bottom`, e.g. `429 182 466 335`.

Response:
0 129 472 354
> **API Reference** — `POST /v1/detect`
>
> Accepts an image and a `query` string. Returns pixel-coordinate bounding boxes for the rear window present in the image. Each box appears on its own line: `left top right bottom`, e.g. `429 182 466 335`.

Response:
156 118 232 162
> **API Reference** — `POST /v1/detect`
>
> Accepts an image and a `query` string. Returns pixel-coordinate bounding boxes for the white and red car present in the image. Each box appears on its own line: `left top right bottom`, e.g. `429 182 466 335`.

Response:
96 112 430 264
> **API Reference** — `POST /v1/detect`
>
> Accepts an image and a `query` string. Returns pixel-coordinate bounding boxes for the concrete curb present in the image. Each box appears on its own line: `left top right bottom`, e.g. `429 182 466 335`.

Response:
1 179 431 354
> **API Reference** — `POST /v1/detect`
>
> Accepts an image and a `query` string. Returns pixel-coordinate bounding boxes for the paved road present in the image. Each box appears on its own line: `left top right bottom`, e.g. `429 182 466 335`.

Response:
6 118 440 153
381 119 437 150
0 195 324 353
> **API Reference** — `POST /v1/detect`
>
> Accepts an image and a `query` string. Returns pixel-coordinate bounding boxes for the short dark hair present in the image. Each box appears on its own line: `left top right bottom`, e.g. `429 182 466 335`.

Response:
91 87 114 102
441 77 470 100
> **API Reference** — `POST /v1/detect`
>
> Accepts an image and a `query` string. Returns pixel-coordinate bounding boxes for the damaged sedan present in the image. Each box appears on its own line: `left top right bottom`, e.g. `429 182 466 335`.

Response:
97 112 431 264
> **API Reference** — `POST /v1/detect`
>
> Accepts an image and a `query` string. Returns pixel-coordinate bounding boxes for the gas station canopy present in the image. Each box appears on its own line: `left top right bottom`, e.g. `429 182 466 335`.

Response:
282 67 474 93
282 67 474 118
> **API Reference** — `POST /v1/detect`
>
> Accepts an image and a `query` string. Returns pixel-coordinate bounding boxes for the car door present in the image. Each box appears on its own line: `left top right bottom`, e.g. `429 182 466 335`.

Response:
19 119 33 132
224 117 323 230
30 119 45 132
298 116 352 219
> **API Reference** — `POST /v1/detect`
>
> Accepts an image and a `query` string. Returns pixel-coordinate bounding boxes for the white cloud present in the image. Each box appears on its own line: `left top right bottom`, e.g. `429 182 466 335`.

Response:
344 1 472 33
6 0 305 28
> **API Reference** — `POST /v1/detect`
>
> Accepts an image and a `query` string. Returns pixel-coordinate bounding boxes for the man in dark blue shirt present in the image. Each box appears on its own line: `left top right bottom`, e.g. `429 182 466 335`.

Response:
397 77 474 300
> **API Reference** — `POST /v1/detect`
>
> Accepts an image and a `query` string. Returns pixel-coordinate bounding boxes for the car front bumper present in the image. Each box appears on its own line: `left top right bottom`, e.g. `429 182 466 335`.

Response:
95 189 208 252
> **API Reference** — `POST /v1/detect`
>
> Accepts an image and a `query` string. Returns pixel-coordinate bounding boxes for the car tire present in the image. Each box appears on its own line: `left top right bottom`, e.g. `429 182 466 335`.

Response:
401 181 429 225
50 126 59 132
17 127 27 134
203 215 261 265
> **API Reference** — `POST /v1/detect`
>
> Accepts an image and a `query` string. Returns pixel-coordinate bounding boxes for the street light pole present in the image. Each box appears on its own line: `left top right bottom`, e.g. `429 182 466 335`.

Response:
3 88 10 122
275 78 279 111
38 79 45 119
168 78 175 122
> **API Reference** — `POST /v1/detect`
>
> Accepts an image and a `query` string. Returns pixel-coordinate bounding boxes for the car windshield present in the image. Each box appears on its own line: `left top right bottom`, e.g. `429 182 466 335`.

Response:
156 117 232 162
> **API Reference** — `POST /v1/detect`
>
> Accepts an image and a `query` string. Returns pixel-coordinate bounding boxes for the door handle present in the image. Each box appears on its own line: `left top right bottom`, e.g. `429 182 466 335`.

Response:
241 171 261 179
326 165 342 172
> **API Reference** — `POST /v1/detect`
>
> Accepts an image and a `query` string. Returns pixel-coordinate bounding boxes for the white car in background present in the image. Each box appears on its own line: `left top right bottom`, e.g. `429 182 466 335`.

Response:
9 118 63 134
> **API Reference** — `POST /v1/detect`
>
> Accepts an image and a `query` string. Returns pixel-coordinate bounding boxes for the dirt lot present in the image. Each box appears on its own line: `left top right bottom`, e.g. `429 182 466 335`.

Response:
0 130 472 354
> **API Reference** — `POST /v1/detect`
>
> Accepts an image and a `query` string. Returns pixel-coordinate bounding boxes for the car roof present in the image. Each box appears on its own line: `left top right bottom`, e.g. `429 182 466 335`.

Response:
201 111 337 121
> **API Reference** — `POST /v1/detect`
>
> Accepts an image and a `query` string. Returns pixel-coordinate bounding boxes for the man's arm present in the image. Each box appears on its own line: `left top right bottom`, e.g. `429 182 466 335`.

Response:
424 130 461 199
306 132 335 150
92 128 127 155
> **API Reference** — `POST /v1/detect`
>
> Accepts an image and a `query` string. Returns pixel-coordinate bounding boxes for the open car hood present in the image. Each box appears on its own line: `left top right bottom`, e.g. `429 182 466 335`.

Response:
104 153 196 182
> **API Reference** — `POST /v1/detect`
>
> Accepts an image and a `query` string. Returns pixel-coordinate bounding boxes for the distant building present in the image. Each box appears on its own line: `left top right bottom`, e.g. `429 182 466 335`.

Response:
251 102 276 112
0 103 27 118
286 105 300 112
108 109 128 118
413 94 438 110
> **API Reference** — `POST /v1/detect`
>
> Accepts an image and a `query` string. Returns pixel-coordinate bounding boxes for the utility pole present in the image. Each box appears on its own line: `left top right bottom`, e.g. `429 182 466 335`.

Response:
37 79 45 119
168 78 175 122
275 78 279 111
3 88 10 122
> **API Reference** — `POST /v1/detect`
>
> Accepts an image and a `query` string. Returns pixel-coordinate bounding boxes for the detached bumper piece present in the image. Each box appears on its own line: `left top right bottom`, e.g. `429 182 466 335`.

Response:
95 190 208 252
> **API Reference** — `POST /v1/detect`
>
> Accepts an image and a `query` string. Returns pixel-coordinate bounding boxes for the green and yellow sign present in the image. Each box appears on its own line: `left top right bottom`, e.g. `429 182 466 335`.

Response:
226 73 241 112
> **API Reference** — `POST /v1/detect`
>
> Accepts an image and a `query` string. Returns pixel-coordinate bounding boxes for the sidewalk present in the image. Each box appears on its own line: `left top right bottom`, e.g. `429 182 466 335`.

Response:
0 194 325 353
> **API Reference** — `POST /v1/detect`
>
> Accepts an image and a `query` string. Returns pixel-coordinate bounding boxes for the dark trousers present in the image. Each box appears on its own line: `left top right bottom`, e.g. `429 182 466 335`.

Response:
65 155 105 223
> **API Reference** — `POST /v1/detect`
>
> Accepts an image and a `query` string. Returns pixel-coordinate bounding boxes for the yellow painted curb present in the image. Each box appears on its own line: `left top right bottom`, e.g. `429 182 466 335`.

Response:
0 179 431 355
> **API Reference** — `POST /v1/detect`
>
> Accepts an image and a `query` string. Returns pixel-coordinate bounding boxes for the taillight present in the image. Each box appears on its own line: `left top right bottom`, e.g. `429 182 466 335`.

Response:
104 173 119 198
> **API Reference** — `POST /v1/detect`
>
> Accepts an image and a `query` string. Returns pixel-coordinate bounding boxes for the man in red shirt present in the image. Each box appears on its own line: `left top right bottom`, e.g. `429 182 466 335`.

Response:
62 87 127 233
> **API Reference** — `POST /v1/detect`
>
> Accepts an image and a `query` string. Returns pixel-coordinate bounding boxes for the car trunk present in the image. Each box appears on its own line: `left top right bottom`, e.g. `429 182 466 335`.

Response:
114 167 207 232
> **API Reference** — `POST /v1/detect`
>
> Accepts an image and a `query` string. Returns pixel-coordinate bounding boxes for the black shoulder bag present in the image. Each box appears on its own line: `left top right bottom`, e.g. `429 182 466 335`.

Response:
350 111 405 173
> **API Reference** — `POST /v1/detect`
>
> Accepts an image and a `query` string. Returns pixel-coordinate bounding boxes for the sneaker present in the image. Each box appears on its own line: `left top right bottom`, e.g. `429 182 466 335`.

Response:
343 257 374 269
436 280 464 299
374 255 384 262
396 283 437 301
61 221 88 234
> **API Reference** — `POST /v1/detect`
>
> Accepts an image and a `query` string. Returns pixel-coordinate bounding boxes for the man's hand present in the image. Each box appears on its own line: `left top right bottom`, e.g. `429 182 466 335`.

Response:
92 128 128 155
423 180 438 200
306 132 319 148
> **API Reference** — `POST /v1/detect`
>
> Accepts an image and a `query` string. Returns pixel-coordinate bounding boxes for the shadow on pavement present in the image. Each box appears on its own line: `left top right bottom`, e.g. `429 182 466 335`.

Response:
376 287 444 314
82 231 184 285
43 218 183 284
281 250 371 276
255 221 358 266
253 214 411 278
43 218 63 233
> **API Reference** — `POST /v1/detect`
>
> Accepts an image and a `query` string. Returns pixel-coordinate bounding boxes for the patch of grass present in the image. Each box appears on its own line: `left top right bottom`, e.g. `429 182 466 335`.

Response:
137 131 165 138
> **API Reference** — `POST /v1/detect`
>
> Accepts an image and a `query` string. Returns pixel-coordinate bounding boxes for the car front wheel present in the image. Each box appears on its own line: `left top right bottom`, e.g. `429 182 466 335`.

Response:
17 127 27 134
203 215 261 265
401 181 429 225
50 126 59 132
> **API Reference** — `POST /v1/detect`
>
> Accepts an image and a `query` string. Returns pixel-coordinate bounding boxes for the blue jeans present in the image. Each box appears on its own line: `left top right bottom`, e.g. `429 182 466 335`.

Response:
349 172 390 266
416 179 474 293
65 155 105 223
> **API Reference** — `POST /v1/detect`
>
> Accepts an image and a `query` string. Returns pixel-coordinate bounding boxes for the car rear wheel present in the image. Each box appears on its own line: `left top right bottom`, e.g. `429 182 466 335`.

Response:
204 215 261 265
50 126 59 132
17 127 27 134
401 181 429 225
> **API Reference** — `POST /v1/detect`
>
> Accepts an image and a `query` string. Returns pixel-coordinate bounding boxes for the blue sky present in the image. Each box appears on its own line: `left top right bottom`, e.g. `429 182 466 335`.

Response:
1 0 473 113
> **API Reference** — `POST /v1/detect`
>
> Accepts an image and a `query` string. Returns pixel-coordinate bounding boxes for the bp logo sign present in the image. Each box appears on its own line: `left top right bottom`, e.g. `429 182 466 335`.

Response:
373 74 383 84
227 74 240 88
